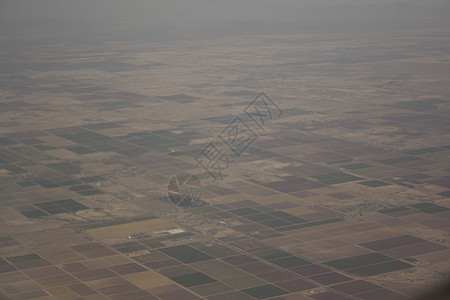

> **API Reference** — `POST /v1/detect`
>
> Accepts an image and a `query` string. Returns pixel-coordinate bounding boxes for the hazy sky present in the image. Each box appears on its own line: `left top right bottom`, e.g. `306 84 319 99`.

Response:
1 0 450 43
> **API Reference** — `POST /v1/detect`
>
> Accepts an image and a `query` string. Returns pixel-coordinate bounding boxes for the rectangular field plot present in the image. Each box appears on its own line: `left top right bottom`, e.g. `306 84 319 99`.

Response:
52 199 89 212
142 259 182 270
0 271 29 285
404 147 446 155
3 164 27 175
346 260 413 276
269 256 310 268
189 281 234 296
191 244 240 258
0 236 20 247
158 264 197 277
378 207 409 214
392 98 448 112
377 156 421 164
6 253 51 270
324 252 393 270
20 209 48 219
123 270 173 290
71 242 116 259
242 284 288 299
65 145 97 154
0 149 26 163
358 180 391 187
57 130 149 157
261 177 324 193
46 162 82 175
112 242 147 253
33 178 60 188
203 185 239 196
118 131 184 152
35 246 85 264
76 189 104 196
35 273 78 288
259 218 292 228
358 235 425 251
68 184 95 192
33 144 58 151
229 207 261 216
0 137 17 146
253 248 291 261
190 259 266 289
342 163 374 170
380 242 447 258
244 213 279 222
312 172 364 185
227 205 311 231
276 218 344 232
11 146 51 160
323 252 412 276
169 272 217 287
79 176 106 183
159 245 213 263
34 202 70 214
0 258 17 273
132 251 171 264
409 202 449 213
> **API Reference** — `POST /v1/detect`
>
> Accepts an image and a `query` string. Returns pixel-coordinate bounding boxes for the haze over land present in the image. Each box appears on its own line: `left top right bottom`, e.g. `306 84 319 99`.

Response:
0 1 449 300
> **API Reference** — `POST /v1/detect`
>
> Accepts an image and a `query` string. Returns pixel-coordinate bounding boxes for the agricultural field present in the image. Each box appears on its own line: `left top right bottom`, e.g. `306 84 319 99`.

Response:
1 3 450 299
